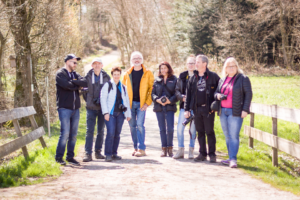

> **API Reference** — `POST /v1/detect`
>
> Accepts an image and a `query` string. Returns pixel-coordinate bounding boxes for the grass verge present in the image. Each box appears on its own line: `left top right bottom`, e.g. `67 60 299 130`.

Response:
0 107 87 188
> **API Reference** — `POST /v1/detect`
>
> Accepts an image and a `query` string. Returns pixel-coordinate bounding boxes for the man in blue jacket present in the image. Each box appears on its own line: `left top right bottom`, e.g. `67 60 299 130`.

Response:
55 54 82 165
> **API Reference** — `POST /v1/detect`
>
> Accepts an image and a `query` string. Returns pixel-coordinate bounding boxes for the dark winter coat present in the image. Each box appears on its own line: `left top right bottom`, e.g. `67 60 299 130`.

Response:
214 73 253 116
175 71 192 109
184 68 220 113
73 69 110 110
56 68 82 110
151 75 178 112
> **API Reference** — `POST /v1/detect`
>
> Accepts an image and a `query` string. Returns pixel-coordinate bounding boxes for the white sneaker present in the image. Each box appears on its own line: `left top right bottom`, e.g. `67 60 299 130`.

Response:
188 147 194 159
229 160 237 168
173 147 184 159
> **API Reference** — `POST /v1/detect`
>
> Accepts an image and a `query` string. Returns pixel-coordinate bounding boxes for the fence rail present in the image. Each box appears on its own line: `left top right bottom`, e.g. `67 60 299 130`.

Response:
244 103 300 166
0 106 47 159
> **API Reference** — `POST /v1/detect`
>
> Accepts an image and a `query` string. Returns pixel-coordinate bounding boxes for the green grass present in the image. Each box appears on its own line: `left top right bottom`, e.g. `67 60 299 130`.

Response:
0 106 88 188
214 76 300 195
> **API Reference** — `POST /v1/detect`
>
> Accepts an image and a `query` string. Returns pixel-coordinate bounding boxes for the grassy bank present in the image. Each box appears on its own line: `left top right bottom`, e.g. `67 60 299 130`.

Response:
215 76 300 195
0 107 87 188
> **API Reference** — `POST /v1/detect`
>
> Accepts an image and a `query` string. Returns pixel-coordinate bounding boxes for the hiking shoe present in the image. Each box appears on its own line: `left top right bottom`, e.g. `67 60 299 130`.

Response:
105 155 112 162
112 155 122 160
173 147 184 159
209 155 217 163
221 159 230 165
55 158 66 165
95 150 105 159
161 147 167 157
194 154 207 162
167 147 174 157
83 154 92 162
188 147 194 159
66 158 80 166
229 160 237 168
135 150 146 157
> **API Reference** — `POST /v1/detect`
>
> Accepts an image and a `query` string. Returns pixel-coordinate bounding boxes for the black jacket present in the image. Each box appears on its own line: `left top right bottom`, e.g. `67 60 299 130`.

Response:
151 75 178 112
184 69 220 113
214 73 252 116
175 71 192 109
73 69 110 110
56 68 82 110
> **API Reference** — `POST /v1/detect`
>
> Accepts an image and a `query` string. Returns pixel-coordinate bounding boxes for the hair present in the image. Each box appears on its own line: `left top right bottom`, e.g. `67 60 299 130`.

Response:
158 61 174 78
186 54 196 63
196 54 209 66
111 66 122 75
221 57 244 77
130 51 144 66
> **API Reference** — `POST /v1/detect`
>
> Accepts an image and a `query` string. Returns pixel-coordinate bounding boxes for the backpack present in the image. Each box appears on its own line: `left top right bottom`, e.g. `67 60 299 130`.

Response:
107 82 127 96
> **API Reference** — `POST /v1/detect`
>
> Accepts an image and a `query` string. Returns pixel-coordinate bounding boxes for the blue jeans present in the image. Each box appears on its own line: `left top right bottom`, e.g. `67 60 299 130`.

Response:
56 108 80 159
85 109 105 155
104 112 125 156
220 108 244 161
155 107 175 147
177 109 196 148
128 101 146 150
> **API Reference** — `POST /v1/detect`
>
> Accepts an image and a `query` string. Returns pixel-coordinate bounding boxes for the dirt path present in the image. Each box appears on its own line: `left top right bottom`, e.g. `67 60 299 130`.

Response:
0 106 298 200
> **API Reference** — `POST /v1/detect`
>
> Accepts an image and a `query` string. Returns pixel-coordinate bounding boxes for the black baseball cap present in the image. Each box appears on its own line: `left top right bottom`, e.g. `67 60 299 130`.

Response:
64 54 81 63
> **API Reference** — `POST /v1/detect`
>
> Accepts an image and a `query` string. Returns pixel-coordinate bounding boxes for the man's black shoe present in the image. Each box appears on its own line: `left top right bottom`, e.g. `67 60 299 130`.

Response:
105 155 112 162
209 155 217 163
66 158 80 166
112 155 122 160
55 158 66 165
83 154 92 162
194 154 207 162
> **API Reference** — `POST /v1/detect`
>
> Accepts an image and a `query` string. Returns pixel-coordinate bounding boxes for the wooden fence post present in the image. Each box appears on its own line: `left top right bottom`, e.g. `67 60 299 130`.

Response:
249 113 254 148
29 115 47 148
272 105 278 167
12 119 29 158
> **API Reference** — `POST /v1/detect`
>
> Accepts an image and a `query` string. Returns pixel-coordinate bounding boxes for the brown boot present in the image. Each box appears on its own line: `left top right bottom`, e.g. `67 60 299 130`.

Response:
167 147 173 157
160 147 167 157
135 149 146 157
132 149 138 156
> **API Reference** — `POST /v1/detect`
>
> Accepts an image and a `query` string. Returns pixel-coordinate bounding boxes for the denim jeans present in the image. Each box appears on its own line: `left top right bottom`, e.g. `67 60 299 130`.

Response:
155 107 175 147
128 101 146 150
56 108 80 159
104 112 125 156
220 108 244 161
177 109 196 148
85 109 105 155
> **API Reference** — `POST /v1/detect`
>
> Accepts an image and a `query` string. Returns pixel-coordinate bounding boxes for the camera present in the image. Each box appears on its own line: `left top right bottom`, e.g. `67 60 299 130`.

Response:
161 96 167 103
93 97 100 105
220 94 228 101
182 114 194 126
119 104 127 112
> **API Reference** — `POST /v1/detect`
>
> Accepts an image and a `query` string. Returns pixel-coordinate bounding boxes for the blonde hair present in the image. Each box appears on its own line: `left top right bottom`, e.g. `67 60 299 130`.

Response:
222 57 244 77
186 54 196 63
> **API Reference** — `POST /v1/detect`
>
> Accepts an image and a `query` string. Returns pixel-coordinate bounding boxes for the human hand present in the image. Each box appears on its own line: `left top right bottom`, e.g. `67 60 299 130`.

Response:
182 96 186 102
140 104 148 111
241 111 248 118
127 117 131 121
184 111 190 119
104 114 110 121
217 94 222 100
156 98 164 105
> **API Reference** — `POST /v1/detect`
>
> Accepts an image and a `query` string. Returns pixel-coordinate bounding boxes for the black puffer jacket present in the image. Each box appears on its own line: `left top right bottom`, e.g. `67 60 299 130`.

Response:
151 75 178 112
175 71 191 109
214 73 252 116
184 69 220 113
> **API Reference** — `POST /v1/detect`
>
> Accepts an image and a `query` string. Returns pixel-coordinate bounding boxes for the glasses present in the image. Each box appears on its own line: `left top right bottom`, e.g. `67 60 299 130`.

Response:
71 61 78 65
187 63 195 65
132 58 142 61
227 65 236 69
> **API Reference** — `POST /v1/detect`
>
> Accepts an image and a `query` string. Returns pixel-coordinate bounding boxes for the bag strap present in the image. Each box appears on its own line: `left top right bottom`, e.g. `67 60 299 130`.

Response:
221 74 236 95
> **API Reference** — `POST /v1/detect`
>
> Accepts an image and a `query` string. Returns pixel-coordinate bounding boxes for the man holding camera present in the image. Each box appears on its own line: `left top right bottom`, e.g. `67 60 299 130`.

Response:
73 58 110 162
184 55 220 163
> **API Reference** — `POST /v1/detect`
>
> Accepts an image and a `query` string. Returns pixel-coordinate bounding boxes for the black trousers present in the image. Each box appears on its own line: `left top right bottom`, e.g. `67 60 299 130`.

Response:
193 107 216 157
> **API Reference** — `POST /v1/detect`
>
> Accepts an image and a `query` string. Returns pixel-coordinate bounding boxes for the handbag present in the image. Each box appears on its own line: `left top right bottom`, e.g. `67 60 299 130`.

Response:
211 100 220 112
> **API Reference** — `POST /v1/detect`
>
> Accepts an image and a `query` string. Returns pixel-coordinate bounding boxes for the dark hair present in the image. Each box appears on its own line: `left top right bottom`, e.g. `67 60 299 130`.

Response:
158 61 174 78
111 66 122 75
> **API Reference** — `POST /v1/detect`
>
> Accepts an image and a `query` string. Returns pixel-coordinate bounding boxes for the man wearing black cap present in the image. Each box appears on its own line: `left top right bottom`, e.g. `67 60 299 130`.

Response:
55 54 82 165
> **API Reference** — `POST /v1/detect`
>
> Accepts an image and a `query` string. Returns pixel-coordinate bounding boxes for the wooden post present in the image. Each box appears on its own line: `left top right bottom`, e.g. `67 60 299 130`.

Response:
272 105 278 167
12 119 29 158
29 115 47 148
46 76 51 137
249 113 254 148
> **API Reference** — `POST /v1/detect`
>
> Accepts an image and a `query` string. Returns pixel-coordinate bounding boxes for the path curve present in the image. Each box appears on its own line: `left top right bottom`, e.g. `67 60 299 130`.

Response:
0 106 298 199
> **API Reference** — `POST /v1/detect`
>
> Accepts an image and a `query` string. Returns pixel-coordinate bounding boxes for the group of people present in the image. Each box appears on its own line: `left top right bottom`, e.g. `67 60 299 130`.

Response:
55 51 252 169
